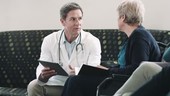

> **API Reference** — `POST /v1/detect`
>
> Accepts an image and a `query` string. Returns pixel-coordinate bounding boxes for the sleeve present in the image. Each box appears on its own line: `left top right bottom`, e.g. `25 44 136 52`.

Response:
86 35 101 66
36 36 53 78
109 38 151 75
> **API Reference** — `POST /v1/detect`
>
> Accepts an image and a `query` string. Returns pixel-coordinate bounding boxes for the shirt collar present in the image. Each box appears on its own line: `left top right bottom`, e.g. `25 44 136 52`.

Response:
62 32 80 44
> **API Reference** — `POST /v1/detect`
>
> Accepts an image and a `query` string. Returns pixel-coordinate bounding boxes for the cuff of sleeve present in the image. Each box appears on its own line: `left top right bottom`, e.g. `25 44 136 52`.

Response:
37 79 46 86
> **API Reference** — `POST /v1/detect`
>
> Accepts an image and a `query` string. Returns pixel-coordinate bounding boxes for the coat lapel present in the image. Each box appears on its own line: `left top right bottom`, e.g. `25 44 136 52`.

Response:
60 39 69 63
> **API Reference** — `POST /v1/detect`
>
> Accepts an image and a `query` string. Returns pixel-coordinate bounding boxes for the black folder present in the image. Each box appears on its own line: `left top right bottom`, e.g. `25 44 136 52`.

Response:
38 60 68 76
78 64 110 77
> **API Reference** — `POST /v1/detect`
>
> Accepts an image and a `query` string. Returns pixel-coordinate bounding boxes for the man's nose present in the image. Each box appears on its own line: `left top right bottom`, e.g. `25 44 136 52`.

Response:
75 19 81 25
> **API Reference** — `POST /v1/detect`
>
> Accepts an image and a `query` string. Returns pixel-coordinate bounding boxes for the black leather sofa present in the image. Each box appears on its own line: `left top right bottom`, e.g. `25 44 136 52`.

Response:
0 29 169 96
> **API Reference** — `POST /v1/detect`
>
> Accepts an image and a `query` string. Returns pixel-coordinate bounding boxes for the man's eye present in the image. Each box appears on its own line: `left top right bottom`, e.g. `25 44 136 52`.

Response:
71 18 76 21
79 17 82 20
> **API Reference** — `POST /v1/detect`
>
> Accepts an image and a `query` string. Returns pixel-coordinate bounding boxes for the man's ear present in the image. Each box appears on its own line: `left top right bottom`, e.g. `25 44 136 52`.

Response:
60 18 65 26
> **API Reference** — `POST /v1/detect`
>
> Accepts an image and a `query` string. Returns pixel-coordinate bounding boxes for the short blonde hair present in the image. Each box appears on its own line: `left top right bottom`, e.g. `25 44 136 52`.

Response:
117 0 145 25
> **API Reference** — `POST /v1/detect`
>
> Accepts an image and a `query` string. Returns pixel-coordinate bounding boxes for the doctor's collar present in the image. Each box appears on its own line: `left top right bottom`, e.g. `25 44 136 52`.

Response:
62 32 81 44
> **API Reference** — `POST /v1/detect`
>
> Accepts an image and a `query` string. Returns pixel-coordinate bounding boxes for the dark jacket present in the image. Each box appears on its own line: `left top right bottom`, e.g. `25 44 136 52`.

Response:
109 26 161 75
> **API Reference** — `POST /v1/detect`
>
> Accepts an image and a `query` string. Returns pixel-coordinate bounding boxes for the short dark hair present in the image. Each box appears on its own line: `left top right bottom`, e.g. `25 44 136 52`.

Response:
60 2 83 20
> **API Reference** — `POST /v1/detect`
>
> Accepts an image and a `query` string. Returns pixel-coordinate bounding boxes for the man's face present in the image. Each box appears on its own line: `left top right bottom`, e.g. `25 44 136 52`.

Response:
61 9 83 37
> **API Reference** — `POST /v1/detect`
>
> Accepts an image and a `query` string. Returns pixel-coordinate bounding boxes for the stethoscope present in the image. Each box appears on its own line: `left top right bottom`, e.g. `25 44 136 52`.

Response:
58 30 84 66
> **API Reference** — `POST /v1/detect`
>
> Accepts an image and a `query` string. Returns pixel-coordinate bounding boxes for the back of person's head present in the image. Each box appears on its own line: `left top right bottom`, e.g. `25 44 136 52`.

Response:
60 2 83 20
163 47 170 62
117 0 145 26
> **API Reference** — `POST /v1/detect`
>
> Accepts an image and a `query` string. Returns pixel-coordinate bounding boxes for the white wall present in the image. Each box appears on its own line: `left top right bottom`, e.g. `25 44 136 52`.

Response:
0 0 170 31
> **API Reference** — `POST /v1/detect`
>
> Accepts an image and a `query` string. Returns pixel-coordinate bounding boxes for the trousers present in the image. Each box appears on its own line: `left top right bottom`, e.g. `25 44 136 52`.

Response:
27 79 63 96
61 75 107 96
114 62 162 96
131 63 170 96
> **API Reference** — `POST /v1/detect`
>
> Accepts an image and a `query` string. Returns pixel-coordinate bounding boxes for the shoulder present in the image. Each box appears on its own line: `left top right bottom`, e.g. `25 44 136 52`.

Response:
131 26 153 40
81 30 100 46
43 30 61 40
81 30 99 41
134 26 150 35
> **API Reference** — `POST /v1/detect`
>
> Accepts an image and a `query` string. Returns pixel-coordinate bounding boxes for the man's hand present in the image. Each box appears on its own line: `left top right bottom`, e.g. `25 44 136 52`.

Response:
69 65 75 75
38 67 57 83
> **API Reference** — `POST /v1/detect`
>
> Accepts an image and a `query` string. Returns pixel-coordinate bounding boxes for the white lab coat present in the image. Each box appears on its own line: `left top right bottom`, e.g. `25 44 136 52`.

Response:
36 29 101 86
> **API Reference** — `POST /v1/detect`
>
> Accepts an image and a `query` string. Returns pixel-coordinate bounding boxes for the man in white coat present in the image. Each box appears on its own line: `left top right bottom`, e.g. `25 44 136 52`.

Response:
27 2 101 96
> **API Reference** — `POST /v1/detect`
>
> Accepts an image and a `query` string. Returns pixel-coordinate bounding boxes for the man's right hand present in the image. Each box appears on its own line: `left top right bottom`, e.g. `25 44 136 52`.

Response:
69 65 75 75
38 67 57 83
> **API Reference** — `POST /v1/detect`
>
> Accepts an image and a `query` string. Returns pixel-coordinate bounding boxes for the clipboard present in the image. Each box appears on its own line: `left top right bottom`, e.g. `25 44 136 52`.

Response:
78 64 110 77
38 60 68 76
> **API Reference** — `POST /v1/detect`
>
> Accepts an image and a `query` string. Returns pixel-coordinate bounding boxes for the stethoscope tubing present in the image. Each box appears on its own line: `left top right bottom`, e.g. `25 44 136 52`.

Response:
58 30 83 66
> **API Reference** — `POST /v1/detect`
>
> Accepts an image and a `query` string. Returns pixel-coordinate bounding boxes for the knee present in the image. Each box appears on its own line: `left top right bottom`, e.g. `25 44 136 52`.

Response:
139 62 153 70
27 79 39 92
65 76 83 88
27 79 45 96
132 62 158 76
66 76 79 85
140 62 162 72
133 62 162 79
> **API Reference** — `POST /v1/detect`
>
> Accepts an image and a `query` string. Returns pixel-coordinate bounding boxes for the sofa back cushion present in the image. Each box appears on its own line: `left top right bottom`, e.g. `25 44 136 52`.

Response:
0 30 54 88
0 29 169 88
